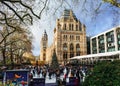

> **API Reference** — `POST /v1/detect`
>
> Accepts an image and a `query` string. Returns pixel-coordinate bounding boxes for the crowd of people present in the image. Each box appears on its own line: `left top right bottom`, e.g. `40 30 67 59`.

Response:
28 64 89 86
0 64 92 86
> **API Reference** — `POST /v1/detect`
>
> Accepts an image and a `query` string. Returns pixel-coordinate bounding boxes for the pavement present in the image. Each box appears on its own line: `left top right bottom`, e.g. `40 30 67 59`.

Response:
32 72 71 86
33 71 70 83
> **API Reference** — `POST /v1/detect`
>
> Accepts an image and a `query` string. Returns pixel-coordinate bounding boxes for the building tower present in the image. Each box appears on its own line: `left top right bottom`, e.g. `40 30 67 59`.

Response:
53 9 87 64
40 30 48 61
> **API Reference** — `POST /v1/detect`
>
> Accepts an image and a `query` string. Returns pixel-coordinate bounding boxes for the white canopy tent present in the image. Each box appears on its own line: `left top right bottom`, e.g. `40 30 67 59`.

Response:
70 51 120 60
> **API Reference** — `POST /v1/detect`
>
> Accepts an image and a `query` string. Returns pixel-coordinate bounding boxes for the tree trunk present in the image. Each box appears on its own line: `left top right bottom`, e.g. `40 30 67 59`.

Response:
10 51 14 66
2 49 6 65
10 44 14 68
19 55 22 64
2 40 7 65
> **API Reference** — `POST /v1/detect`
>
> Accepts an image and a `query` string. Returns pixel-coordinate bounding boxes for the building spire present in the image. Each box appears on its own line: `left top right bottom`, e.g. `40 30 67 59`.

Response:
43 29 47 36
42 29 48 41
44 29 46 34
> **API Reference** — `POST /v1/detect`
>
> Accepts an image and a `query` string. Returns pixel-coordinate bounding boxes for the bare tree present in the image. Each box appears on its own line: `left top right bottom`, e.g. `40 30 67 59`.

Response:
0 0 48 44
0 0 119 27
0 25 32 65
0 0 48 24
8 29 32 65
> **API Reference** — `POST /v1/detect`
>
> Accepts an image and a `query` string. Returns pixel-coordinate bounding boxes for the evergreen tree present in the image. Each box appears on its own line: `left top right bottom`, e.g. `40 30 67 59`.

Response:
50 49 59 69
83 60 120 86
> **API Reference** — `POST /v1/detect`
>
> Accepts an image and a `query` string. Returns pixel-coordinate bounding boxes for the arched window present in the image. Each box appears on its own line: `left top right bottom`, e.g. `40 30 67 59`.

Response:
70 35 74 41
70 43 74 58
79 25 81 31
63 35 65 40
72 24 74 31
76 44 80 56
76 25 78 31
76 44 80 51
69 24 71 30
70 35 71 41
63 43 67 51
64 24 66 30
70 43 74 51
65 35 67 41
63 35 68 41
72 36 74 40
63 52 67 59
76 36 80 41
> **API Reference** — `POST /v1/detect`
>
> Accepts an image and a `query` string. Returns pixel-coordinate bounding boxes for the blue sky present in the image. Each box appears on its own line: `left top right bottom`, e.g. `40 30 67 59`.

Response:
30 0 120 56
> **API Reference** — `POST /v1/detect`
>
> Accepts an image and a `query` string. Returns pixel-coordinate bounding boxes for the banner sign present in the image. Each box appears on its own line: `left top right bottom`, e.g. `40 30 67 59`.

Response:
32 78 45 86
4 70 29 86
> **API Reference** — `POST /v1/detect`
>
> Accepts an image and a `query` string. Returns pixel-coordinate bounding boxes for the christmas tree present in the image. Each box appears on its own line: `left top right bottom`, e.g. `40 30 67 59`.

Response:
50 49 59 69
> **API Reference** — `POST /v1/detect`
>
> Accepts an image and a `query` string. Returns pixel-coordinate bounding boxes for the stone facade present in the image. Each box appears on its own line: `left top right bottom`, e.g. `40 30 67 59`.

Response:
40 30 48 61
40 9 87 64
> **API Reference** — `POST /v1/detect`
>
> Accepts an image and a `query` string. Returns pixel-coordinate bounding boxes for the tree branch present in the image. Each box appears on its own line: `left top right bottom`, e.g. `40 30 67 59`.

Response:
19 0 41 19
39 0 48 18
0 11 17 44
1 1 23 22
22 13 33 24
1 0 41 23
53 0 64 15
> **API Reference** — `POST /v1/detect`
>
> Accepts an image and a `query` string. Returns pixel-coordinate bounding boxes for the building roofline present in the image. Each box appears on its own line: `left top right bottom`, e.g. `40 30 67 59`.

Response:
70 50 120 59
91 25 120 39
